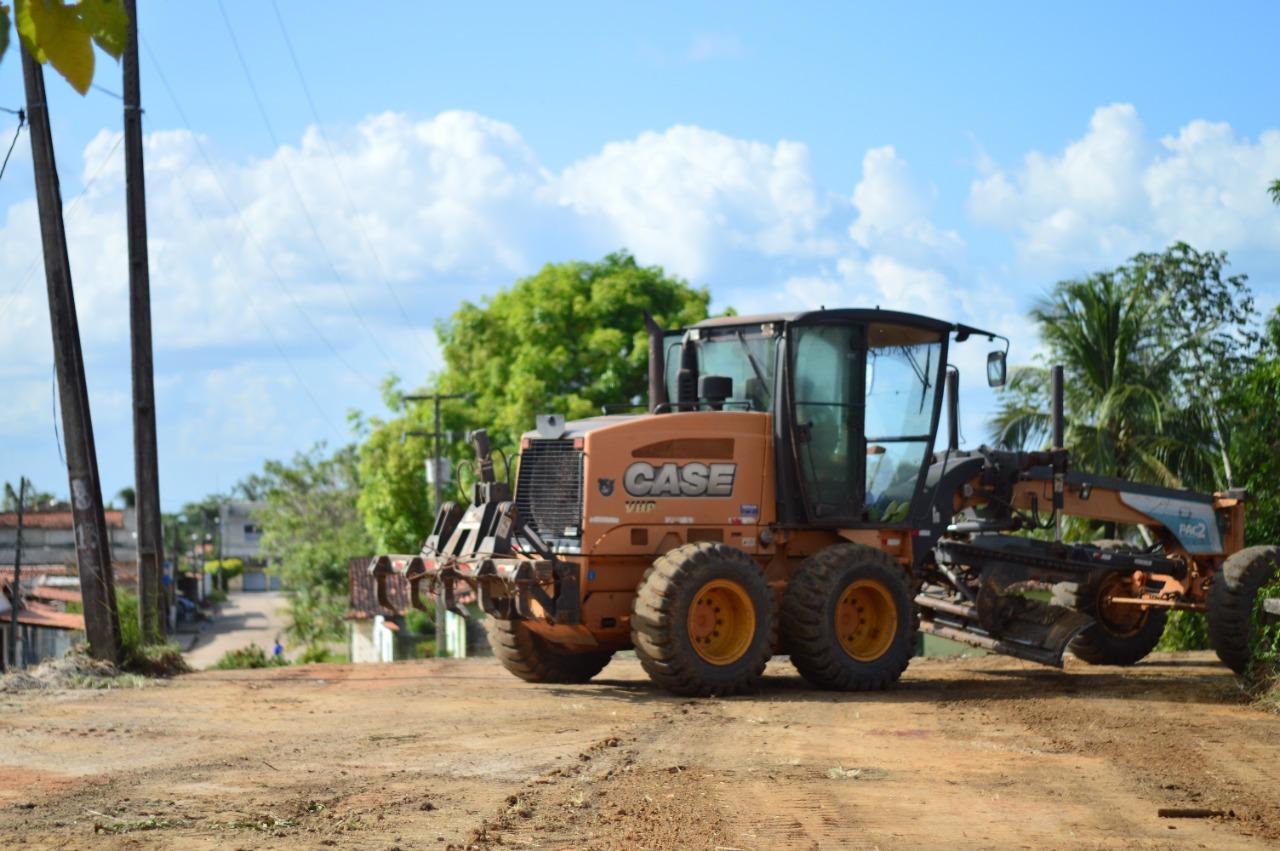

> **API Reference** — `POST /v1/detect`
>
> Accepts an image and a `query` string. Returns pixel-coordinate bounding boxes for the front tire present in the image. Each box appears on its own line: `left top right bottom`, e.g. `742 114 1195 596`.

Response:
485 618 614 683
631 542 774 697
1208 545 1280 675
1052 541 1165 666
780 543 915 691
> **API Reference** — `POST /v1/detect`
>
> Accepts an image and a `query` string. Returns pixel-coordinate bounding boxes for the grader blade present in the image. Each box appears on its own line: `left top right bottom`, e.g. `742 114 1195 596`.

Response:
917 574 1095 668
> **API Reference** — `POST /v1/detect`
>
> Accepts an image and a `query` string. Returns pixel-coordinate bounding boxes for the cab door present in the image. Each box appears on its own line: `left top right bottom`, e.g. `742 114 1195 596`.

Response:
788 322 867 522
787 320 946 526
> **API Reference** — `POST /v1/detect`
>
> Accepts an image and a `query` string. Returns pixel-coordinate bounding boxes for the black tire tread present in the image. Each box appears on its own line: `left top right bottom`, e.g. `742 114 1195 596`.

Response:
780 543 915 691
485 618 613 684
1207 545 1280 675
630 542 774 697
1051 539 1166 666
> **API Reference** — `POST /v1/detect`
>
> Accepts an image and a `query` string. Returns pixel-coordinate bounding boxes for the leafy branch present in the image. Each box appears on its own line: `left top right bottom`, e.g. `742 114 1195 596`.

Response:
0 0 127 95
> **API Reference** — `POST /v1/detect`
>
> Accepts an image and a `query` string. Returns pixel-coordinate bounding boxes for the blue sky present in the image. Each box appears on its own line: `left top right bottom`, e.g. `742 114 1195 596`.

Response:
1 1 1278 509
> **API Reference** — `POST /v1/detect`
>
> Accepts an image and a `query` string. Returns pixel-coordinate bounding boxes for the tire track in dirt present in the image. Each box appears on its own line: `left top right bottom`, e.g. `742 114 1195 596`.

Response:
454 697 743 850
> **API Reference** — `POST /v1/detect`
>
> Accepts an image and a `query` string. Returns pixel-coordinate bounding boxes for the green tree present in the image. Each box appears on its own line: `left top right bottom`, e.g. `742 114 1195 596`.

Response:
1 0 127 95
1222 308 1280 546
357 251 713 551
991 243 1253 493
2 480 59 511
1270 179 1280 206
256 444 372 661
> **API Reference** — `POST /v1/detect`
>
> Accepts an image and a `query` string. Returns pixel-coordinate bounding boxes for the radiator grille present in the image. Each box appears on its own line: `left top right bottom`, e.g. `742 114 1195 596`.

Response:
516 439 584 540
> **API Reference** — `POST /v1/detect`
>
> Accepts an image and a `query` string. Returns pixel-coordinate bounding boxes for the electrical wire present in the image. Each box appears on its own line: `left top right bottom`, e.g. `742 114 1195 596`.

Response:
140 34 382 393
51 361 65 465
165 162 346 441
0 111 24 185
0 133 124 317
216 0 400 376
270 0 434 360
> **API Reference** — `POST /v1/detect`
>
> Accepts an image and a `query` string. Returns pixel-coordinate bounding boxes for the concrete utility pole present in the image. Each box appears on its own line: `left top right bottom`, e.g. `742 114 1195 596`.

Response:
7 478 26 670
21 48 121 662
404 392 468 657
123 0 166 642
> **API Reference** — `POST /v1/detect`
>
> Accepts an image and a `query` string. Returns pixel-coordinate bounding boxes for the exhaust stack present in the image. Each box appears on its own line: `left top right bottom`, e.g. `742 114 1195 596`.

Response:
644 312 668 413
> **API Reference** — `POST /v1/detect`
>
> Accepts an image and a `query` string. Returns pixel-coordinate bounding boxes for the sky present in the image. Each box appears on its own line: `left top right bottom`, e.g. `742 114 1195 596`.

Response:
1 1 1278 510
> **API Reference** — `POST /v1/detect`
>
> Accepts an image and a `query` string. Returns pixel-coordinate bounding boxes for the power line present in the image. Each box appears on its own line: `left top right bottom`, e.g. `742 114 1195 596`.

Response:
216 0 400 376
166 163 347 442
91 84 124 101
270 0 435 361
0 133 124 317
0 111 24 184
140 34 382 393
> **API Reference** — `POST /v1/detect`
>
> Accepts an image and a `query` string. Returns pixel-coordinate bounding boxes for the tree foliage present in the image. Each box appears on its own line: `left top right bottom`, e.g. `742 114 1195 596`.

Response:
255 444 371 658
357 251 713 551
1 0 127 95
1221 308 1280 546
2 480 59 511
991 242 1254 493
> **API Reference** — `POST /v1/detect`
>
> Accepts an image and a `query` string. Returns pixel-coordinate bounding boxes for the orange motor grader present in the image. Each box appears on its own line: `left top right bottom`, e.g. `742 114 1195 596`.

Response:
370 308 1277 696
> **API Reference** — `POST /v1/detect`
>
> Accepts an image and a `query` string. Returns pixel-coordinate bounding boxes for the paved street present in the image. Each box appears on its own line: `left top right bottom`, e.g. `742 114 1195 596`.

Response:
182 591 292 669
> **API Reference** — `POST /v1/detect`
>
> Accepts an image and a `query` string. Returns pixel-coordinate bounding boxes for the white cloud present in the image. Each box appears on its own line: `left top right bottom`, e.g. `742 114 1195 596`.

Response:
969 103 1280 271
6 103 1276 502
556 126 835 278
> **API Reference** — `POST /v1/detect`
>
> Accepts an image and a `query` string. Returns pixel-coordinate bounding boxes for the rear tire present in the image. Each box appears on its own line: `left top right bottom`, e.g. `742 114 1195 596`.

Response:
1207 545 1280 675
1051 540 1166 666
485 618 614 683
631 542 774 697
780 543 915 691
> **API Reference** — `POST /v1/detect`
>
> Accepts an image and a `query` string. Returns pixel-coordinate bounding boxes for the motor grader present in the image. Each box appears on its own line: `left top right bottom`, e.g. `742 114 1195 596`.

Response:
370 308 1279 696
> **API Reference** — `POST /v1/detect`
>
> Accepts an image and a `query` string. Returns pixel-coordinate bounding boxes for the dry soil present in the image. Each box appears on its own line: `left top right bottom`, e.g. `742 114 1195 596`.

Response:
0 651 1277 850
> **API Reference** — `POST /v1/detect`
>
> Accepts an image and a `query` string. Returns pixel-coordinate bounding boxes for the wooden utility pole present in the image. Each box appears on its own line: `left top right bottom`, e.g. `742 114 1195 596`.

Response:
123 0 165 641
21 48 122 663
7 478 26 670
404 392 468 657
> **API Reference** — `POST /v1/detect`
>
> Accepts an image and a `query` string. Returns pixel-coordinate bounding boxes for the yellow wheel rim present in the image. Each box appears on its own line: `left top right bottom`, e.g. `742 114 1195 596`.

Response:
836 579 898 662
687 579 756 665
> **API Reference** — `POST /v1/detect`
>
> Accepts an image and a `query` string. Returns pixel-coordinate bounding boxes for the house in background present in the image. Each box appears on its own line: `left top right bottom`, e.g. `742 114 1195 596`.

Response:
218 502 277 591
1 576 85 670
347 556 412 663
0 509 139 590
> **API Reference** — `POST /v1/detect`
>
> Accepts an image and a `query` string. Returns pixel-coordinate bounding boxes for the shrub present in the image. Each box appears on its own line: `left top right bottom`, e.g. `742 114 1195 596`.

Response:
212 643 289 670
116 589 190 676
1246 577 1280 711
203 558 244 579
1156 610 1210 651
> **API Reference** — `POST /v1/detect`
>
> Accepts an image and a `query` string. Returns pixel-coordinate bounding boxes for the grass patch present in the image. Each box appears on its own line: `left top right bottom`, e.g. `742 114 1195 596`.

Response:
212 643 290 670
116 589 192 676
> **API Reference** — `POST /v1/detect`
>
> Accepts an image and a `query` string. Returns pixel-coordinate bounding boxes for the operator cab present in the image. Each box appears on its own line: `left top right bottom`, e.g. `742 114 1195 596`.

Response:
658 309 1005 528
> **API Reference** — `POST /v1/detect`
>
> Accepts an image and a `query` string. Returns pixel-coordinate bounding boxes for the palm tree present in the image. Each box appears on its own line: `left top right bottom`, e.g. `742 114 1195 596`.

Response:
991 264 1222 491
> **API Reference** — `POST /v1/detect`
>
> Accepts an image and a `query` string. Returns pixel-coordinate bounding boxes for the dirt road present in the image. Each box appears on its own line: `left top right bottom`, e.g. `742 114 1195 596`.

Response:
1 651 1277 849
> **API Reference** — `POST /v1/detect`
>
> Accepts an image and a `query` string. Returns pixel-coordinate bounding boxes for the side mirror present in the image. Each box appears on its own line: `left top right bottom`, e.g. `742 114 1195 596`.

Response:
986 351 1007 387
